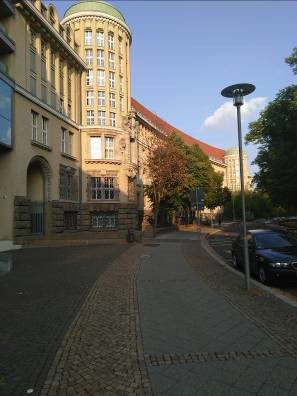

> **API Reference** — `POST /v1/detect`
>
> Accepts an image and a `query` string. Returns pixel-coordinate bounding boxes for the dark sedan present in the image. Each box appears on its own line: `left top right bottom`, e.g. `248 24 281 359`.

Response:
231 229 297 285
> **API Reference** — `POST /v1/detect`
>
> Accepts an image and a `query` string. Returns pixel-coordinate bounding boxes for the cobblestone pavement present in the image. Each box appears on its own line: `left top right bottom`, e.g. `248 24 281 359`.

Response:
41 244 152 396
0 245 129 396
2 229 297 395
136 230 297 395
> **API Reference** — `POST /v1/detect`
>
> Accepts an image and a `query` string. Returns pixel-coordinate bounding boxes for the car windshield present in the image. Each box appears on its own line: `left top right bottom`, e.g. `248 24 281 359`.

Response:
254 233 297 249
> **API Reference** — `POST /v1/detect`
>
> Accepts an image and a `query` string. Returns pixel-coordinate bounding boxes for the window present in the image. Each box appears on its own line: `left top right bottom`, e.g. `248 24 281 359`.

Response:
30 32 36 86
68 71 72 100
89 177 117 200
97 49 104 66
119 57 123 73
96 30 104 47
49 7 55 26
109 72 115 89
41 83 47 102
30 75 36 95
68 132 73 155
64 212 77 230
98 111 105 126
109 112 116 127
118 37 122 54
84 30 92 45
108 32 114 49
86 69 93 86
0 79 12 147
59 62 64 95
41 117 48 145
41 41 46 81
109 92 115 108
85 49 93 66
105 136 114 159
98 90 105 106
86 110 94 125
31 111 38 141
120 76 123 92
59 165 78 201
97 69 105 86
51 90 56 109
120 96 123 111
91 212 117 229
66 27 71 44
90 136 102 159
60 98 64 114
30 30 36 49
86 90 94 106
30 49 36 73
50 50 55 88
108 52 114 69
61 128 66 152
68 102 71 118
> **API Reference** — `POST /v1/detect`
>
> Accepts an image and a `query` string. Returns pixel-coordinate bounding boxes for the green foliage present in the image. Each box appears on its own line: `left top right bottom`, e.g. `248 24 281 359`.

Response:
169 132 227 209
245 85 297 211
285 47 297 75
223 191 284 220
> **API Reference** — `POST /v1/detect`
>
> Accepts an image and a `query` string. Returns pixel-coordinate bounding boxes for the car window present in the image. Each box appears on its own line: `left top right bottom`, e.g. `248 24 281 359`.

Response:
254 233 296 249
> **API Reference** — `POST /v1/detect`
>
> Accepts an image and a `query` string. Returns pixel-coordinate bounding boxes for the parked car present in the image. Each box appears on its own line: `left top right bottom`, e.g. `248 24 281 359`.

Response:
231 229 297 285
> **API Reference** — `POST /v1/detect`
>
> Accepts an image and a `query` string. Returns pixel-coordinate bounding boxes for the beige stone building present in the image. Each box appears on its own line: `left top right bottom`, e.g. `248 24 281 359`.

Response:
224 147 251 192
0 0 250 245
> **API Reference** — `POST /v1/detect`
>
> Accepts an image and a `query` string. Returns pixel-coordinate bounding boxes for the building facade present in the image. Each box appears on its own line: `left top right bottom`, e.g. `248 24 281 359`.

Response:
224 147 251 192
0 0 250 245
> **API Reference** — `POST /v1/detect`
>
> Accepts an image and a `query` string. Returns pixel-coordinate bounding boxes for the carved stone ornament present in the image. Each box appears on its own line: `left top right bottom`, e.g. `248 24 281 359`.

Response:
119 138 126 151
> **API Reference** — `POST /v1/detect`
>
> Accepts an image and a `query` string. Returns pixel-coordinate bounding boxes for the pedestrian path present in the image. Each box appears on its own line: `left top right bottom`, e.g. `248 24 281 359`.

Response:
137 235 297 395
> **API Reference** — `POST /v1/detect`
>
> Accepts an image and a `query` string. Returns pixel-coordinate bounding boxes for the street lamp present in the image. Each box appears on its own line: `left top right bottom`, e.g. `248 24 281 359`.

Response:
221 83 255 291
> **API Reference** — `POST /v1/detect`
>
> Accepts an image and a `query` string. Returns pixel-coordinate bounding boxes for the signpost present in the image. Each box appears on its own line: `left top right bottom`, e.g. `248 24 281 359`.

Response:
190 188 204 225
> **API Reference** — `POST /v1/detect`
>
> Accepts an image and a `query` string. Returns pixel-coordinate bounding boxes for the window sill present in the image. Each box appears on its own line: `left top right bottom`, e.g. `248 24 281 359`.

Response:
89 200 120 203
31 140 52 151
61 152 77 161
85 158 121 165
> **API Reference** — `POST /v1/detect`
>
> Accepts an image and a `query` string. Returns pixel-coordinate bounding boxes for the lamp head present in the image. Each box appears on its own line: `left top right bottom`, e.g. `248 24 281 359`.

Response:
221 83 255 107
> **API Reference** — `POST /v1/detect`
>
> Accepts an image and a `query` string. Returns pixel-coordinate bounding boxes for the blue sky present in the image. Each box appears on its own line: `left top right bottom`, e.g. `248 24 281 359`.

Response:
49 0 297 174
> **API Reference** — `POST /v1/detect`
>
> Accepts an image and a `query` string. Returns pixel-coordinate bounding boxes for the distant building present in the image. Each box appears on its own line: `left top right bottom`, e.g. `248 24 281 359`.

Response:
0 0 250 245
224 147 251 191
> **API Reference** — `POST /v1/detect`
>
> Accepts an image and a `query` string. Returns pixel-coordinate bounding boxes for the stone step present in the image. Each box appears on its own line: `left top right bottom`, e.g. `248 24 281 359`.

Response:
0 240 22 252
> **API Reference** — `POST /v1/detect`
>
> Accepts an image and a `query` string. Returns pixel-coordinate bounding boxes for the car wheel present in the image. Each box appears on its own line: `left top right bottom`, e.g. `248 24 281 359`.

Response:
258 265 269 285
231 253 239 268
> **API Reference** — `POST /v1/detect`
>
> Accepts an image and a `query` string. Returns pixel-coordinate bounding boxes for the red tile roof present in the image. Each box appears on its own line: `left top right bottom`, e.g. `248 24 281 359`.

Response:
131 98 225 163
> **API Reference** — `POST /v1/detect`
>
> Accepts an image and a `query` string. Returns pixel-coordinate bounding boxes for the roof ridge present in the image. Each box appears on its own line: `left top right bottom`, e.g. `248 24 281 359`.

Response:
131 98 225 162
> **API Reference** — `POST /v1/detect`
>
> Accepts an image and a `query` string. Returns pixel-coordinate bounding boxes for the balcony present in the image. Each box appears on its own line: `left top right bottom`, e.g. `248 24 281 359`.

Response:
0 22 15 54
0 0 14 17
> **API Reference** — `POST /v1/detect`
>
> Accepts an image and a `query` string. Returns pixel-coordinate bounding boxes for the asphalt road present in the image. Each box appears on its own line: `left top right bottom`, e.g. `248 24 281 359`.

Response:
0 244 129 396
207 227 297 300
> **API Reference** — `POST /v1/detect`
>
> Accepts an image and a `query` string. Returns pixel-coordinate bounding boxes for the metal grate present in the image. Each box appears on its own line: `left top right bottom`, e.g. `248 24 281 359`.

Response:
30 201 44 235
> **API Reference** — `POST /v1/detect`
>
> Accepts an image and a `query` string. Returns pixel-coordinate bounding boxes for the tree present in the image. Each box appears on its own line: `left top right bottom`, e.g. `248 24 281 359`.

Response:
285 47 297 74
245 85 297 211
169 133 226 210
144 135 189 230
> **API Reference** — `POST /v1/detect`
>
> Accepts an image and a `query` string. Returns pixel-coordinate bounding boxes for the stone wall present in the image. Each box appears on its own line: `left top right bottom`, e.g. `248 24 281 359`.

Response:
14 196 31 239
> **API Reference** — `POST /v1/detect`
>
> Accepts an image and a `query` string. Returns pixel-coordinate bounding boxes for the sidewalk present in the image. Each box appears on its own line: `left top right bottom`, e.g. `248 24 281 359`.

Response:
137 230 297 395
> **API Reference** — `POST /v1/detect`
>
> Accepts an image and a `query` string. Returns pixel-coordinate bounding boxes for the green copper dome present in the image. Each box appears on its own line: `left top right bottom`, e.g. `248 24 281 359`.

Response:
64 1 126 23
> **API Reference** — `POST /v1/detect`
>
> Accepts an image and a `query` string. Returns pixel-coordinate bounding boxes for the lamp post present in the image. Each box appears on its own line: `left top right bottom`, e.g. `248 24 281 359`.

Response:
221 83 255 291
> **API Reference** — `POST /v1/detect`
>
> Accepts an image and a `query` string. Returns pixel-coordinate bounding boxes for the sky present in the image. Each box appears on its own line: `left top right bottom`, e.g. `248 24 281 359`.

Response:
48 0 297 174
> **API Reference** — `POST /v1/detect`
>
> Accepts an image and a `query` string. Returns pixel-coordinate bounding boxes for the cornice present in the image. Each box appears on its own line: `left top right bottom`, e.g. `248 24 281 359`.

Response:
61 12 132 44
15 0 86 70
